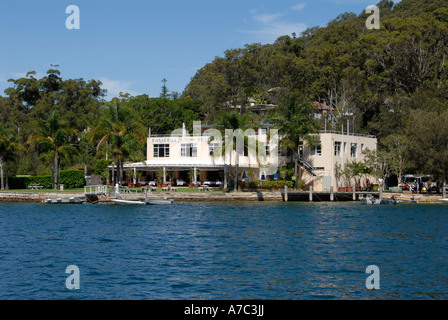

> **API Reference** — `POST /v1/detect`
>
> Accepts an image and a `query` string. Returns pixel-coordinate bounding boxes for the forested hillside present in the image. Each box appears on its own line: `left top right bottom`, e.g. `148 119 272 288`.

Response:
1 0 448 186
184 0 448 180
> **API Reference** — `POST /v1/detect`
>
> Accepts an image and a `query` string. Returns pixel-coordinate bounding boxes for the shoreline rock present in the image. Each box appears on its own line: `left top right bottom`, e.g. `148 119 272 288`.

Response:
0 191 445 204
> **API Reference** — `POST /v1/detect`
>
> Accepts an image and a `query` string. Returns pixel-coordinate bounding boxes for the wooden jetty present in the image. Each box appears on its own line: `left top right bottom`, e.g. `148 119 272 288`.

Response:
282 186 380 202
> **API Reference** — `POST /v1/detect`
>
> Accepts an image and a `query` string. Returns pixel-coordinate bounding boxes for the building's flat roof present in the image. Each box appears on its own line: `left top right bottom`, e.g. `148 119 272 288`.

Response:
317 130 376 139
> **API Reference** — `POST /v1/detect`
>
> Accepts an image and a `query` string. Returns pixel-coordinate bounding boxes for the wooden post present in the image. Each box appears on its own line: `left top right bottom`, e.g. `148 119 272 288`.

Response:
309 186 313 202
379 182 383 199
330 186 334 201
284 186 288 202
443 181 446 199
294 158 298 190
193 167 197 184
353 185 356 201
224 165 227 189
234 155 239 191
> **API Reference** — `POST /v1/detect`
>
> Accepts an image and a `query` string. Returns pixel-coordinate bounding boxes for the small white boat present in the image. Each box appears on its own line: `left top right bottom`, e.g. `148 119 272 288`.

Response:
144 198 174 205
380 198 401 205
110 199 146 205
440 198 448 203
360 198 381 205
360 194 381 204
43 197 85 204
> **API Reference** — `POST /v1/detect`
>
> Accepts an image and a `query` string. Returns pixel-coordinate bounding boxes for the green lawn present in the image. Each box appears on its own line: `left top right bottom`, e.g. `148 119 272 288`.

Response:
1 187 268 194
0 187 225 194
143 187 225 193
0 188 86 193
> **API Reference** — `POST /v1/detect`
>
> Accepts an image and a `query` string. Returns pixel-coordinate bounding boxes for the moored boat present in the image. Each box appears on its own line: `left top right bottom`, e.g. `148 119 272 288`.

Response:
360 194 381 204
43 197 85 204
360 198 381 205
380 198 402 205
144 198 174 205
110 199 146 205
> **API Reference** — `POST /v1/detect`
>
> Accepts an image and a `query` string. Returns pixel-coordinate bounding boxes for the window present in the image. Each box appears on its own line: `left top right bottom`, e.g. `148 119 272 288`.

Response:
208 142 222 156
265 143 270 156
154 144 170 158
350 143 357 158
311 144 322 156
181 143 197 157
334 141 341 156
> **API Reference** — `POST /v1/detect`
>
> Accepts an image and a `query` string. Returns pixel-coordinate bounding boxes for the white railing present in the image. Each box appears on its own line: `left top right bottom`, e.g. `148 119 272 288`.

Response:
84 185 108 195
318 130 376 139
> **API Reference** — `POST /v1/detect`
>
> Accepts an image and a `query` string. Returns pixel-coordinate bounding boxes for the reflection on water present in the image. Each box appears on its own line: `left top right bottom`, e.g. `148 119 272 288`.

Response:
0 201 447 299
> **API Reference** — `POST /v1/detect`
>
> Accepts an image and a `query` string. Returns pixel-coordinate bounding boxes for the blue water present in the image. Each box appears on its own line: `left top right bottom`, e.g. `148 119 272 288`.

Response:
0 201 447 300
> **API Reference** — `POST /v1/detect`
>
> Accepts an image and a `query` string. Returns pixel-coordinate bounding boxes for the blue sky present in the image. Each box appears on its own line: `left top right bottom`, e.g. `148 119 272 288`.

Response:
0 0 390 99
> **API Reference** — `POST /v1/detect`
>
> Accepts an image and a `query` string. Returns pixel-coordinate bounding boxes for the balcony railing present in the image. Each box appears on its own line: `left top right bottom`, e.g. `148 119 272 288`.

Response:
317 130 376 139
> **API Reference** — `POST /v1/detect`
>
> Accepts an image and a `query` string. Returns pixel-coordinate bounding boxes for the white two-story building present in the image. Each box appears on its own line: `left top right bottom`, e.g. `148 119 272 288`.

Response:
300 131 378 191
122 124 377 191
123 125 286 187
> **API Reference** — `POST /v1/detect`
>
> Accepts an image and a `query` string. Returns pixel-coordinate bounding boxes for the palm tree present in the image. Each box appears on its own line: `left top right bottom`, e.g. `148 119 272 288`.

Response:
0 124 25 190
218 111 257 190
89 101 147 186
270 94 319 189
27 111 78 189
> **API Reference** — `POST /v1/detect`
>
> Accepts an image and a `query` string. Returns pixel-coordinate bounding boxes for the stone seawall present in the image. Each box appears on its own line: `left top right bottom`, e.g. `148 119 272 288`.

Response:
0 192 84 203
0 191 284 203
0 191 445 203
144 191 283 202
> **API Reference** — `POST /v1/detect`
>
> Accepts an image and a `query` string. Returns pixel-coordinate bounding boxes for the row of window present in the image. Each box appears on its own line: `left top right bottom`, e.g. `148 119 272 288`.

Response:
310 142 364 158
153 143 284 158
154 143 220 158
156 142 364 158
334 141 363 158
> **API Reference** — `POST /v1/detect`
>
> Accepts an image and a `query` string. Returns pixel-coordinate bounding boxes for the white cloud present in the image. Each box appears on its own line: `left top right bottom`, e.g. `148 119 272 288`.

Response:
291 3 307 12
253 13 284 24
241 5 308 43
99 77 140 98
11 71 46 79
244 22 307 39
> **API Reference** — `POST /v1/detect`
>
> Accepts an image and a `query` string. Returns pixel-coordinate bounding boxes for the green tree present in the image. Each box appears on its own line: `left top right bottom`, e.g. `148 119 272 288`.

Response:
127 95 204 134
380 134 409 184
26 111 77 189
270 95 318 187
5 67 106 137
0 125 24 190
160 78 170 99
217 111 254 190
405 108 448 181
89 101 147 186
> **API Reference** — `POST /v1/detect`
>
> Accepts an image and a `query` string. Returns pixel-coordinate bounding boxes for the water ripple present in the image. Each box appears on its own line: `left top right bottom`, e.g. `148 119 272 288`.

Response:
0 202 447 299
